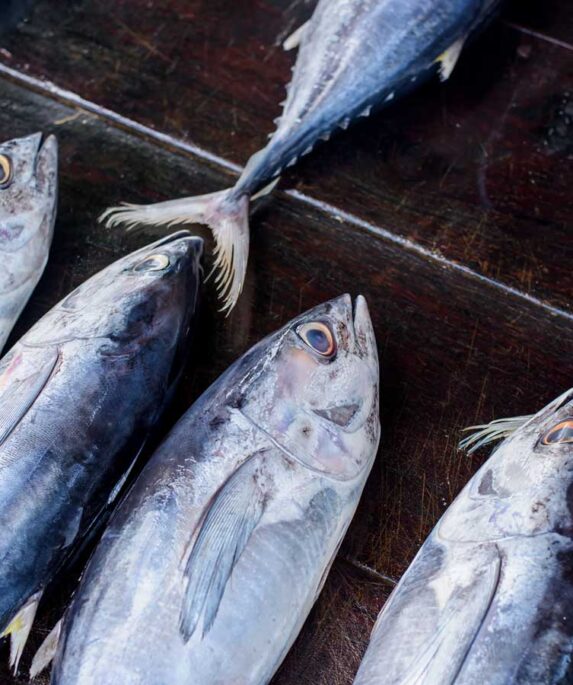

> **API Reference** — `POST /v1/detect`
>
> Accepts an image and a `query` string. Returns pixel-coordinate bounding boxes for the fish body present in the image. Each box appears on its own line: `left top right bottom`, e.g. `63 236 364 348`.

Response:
0 231 202 669
50 294 380 685
354 389 573 685
103 0 499 311
0 133 57 352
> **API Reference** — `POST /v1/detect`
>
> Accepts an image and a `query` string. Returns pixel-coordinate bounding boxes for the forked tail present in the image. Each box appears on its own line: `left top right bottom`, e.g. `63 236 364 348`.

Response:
100 189 250 313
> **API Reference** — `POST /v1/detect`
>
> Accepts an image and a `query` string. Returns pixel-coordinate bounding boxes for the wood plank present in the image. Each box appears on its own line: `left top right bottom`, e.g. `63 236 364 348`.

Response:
0 75 571 683
0 1 571 313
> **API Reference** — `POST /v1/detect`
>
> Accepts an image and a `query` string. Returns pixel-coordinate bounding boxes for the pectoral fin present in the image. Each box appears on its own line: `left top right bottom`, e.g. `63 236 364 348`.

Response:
0 349 58 448
1 590 43 674
283 20 310 51
179 456 270 641
30 618 62 679
436 37 466 81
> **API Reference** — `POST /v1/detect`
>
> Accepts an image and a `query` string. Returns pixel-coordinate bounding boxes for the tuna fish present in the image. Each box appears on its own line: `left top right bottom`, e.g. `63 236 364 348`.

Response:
0 132 57 352
354 388 573 685
101 0 500 312
43 294 379 685
0 231 202 672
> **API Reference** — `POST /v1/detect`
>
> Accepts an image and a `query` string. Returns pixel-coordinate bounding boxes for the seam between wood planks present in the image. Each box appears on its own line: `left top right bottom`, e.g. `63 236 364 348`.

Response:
0 61 571 324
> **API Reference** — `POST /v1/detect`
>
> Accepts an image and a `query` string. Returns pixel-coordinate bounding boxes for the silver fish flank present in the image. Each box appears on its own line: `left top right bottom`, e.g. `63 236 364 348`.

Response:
354 389 573 685
0 132 57 351
48 294 380 685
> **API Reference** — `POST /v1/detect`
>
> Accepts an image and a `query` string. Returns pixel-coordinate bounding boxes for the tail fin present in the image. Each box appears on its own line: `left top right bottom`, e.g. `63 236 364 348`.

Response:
100 189 249 313
459 414 533 454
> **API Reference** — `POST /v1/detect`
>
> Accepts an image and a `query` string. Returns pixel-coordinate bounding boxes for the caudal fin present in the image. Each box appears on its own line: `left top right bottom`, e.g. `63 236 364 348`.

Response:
100 189 250 313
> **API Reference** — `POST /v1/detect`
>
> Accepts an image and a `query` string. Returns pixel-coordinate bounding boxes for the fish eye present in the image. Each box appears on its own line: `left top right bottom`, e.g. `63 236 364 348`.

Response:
297 321 336 358
542 420 573 445
133 254 170 272
0 155 13 188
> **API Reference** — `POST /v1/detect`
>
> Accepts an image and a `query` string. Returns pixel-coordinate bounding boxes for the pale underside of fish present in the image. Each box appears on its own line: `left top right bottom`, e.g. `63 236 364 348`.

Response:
0 132 57 352
45 294 380 685
354 388 573 685
0 231 202 673
101 0 501 312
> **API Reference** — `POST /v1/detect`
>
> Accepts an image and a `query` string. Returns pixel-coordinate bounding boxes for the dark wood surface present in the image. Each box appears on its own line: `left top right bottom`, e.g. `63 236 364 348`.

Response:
0 1 571 683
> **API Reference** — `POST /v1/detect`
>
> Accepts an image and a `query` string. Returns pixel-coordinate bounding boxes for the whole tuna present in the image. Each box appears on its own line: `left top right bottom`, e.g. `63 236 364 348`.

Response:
0 231 202 671
102 0 500 311
0 132 57 352
47 294 379 685
354 389 573 685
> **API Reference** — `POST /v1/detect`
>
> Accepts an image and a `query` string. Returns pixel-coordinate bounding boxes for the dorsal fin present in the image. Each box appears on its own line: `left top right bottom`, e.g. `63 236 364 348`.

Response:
179 455 270 641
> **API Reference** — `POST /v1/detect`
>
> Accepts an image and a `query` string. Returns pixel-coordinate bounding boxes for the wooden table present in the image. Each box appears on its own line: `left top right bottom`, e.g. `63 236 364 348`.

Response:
0 1 571 682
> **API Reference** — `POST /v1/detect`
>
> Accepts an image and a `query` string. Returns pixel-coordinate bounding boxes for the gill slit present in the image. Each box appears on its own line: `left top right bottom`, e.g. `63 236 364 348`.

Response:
237 409 354 483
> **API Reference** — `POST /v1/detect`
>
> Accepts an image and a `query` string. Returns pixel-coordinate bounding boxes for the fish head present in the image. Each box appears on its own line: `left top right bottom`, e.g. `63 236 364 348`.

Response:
0 133 57 260
25 232 203 354
239 294 380 481
441 388 573 541
486 388 573 497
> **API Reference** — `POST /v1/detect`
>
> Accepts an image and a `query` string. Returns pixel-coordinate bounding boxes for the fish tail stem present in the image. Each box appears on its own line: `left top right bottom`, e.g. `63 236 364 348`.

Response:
100 189 250 313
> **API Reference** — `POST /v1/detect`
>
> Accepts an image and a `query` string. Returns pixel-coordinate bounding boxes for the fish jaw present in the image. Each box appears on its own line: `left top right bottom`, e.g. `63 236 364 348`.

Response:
0 133 58 352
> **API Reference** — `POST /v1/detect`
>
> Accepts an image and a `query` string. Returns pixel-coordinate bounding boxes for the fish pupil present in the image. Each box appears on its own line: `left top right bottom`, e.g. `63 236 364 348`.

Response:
307 328 329 353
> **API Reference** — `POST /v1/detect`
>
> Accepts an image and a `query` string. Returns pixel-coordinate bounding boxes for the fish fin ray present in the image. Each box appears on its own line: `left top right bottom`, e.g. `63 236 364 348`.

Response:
459 414 534 454
363 545 501 684
0 349 58 448
29 618 62 679
436 37 466 81
283 20 310 51
100 190 249 313
1 590 43 674
179 457 268 641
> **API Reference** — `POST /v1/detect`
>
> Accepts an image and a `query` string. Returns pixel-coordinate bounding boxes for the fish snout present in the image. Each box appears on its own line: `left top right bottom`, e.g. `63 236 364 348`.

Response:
353 295 378 366
34 134 58 197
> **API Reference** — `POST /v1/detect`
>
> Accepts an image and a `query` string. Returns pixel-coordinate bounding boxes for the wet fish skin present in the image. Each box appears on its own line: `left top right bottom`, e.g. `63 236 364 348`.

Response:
51 294 380 685
354 388 573 685
0 132 57 352
102 0 499 312
0 231 202 659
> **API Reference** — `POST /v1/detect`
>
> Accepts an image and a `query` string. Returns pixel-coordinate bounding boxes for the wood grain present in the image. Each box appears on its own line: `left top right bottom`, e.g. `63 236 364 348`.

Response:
0 1 570 682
